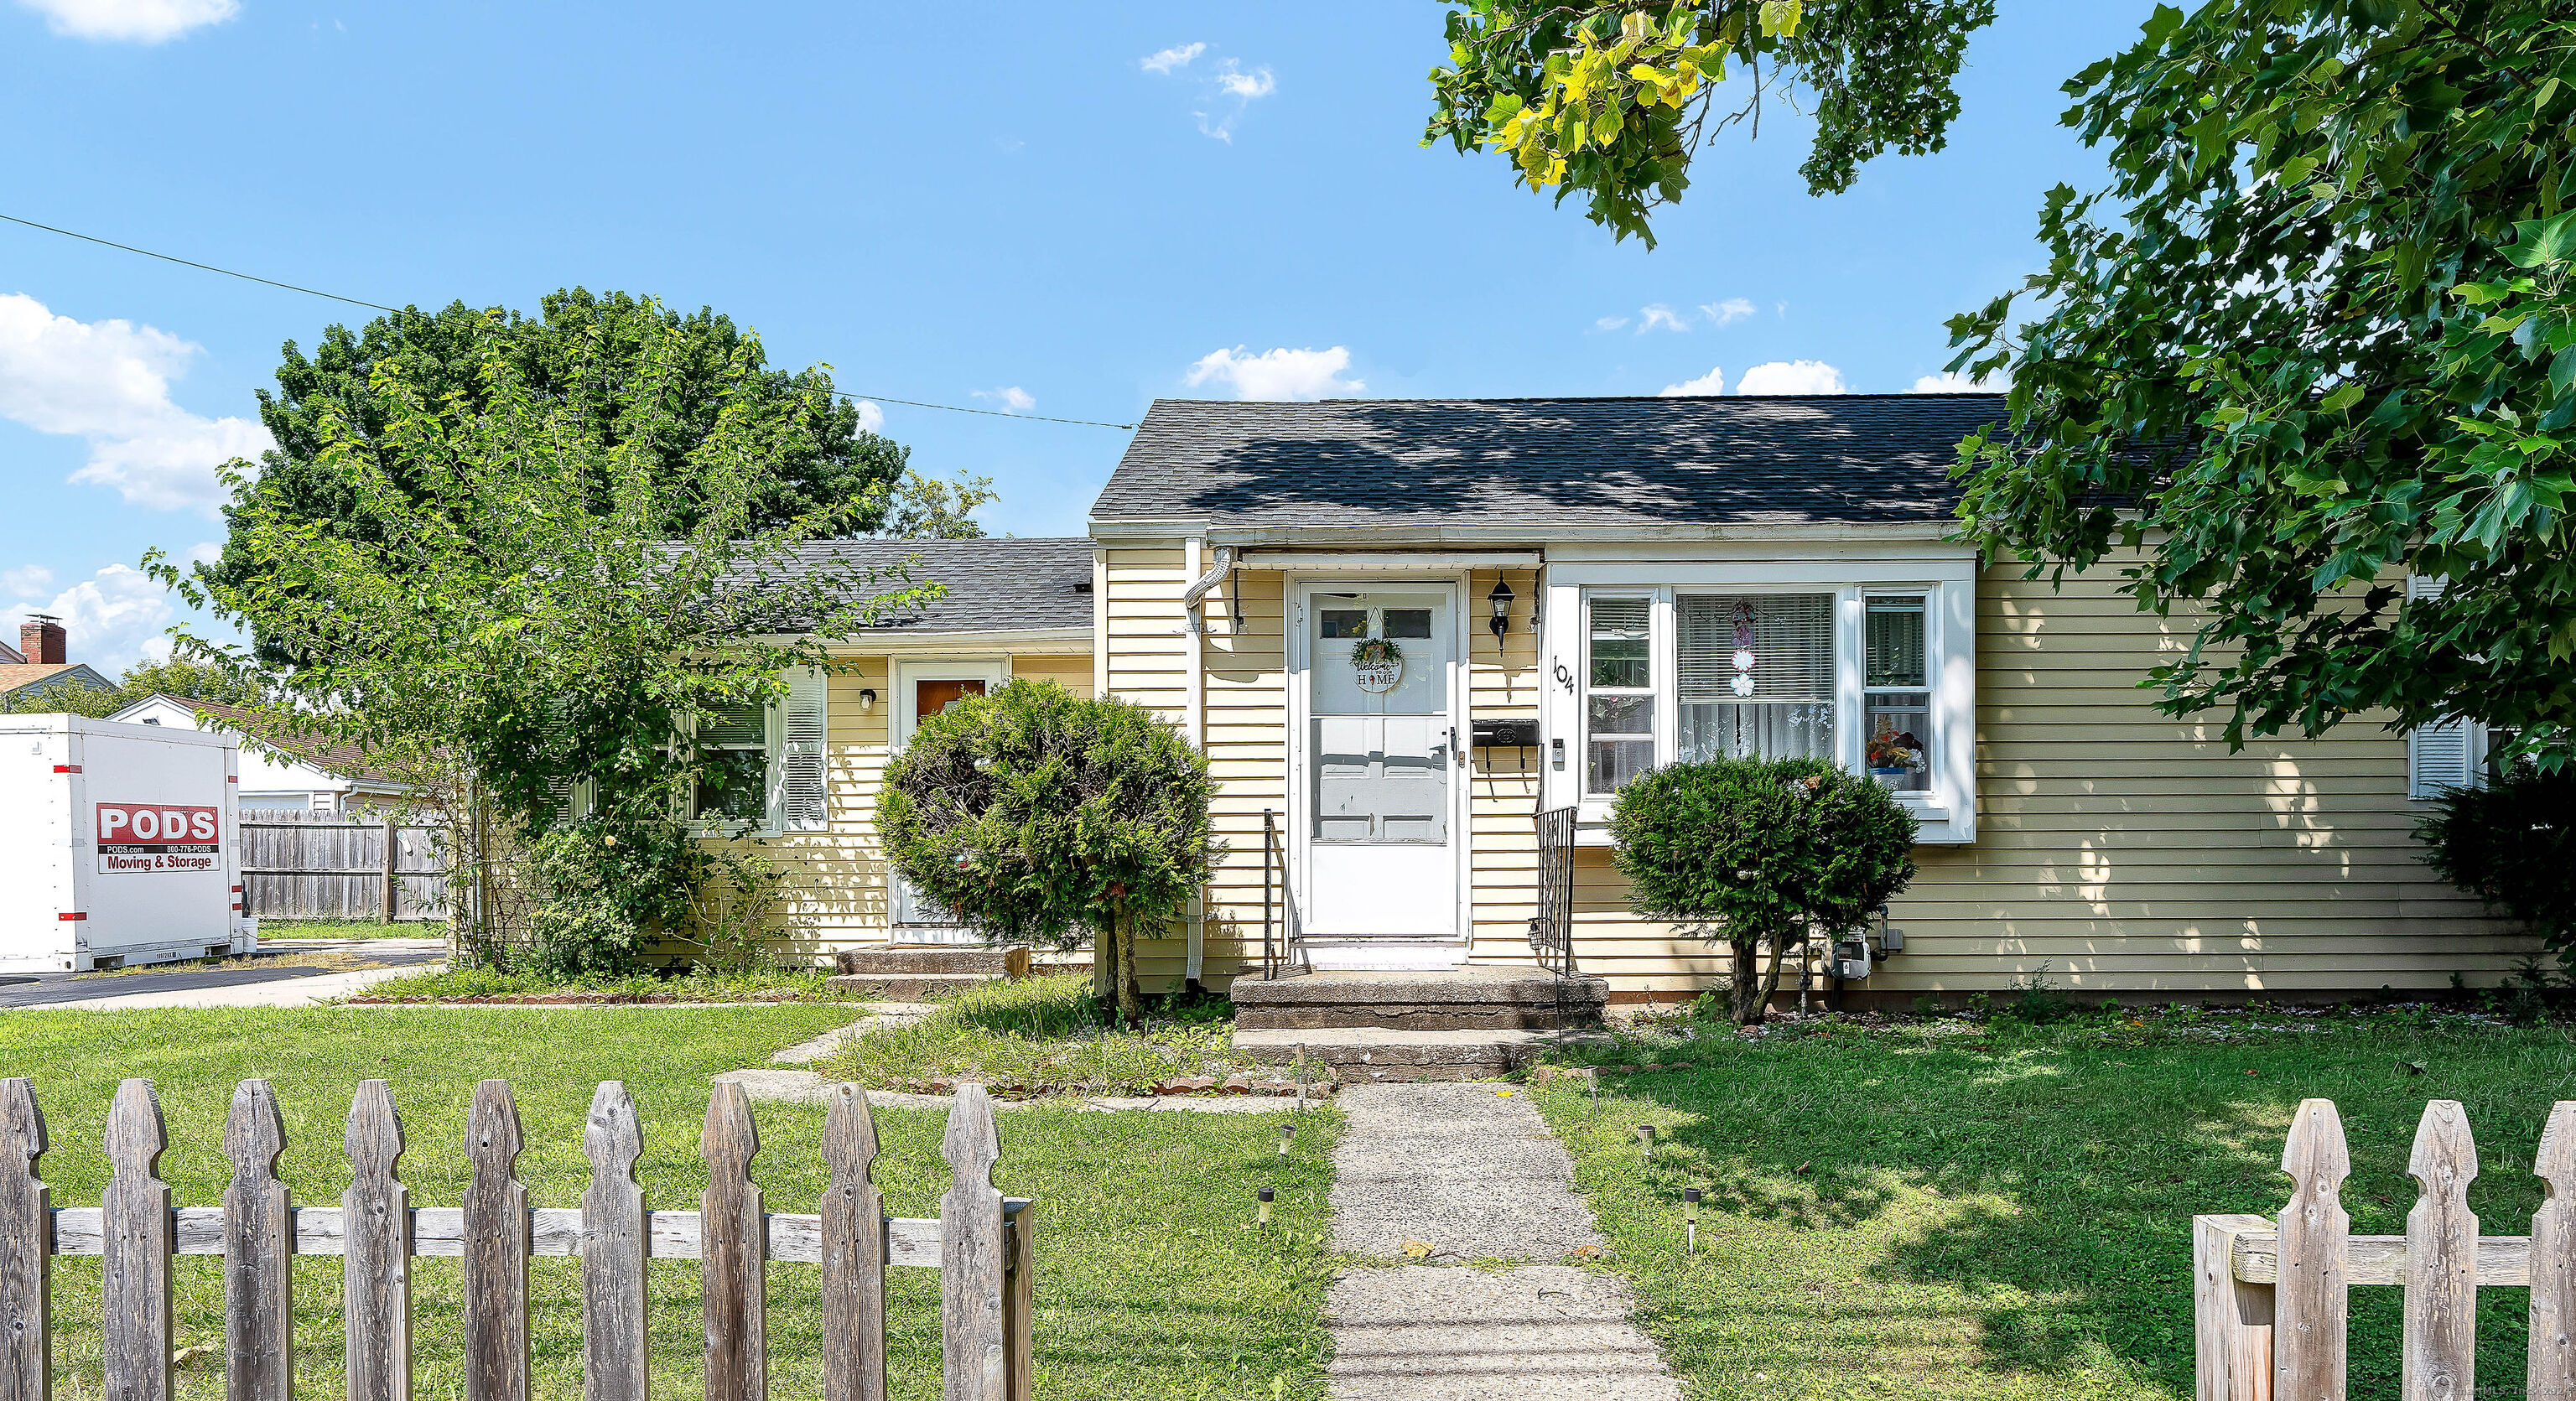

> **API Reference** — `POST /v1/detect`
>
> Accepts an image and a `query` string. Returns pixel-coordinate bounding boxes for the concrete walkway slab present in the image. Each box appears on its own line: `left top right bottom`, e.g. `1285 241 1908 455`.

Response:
1329 1083 1602 1260
1323 1082 1682 1401
1325 1265 1680 1400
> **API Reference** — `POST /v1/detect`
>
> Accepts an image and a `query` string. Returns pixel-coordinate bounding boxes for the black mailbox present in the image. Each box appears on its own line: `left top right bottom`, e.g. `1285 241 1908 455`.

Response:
1472 719 1540 747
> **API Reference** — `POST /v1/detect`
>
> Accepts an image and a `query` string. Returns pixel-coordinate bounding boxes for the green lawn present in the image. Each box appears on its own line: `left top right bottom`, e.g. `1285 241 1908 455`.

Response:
3 1007 1339 1401
1529 1007 2576 1401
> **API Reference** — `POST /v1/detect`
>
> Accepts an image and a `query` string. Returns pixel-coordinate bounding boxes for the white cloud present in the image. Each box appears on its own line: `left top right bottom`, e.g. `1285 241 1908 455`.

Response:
850 399 886 433
1593 315 1629 332
1658 366 1727 397
972 386 1036 414
1736 360 1848 395
1139 41 1205 74
1213 61 1275 99
1636 304 1688 334
0 293 272 515
3 565 55 598
18 0 236 41
1700 297 1756 327
1911 370 2009 393
20 547 216 674
1179 56 1275 141
1185 345 1362 401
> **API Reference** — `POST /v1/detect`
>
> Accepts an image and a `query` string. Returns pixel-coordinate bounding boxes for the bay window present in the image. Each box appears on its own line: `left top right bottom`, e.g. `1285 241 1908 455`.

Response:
1553 568 1975 843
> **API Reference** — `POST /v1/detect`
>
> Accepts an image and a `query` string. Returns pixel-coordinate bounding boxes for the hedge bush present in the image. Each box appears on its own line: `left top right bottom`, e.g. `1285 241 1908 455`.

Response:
2418 764 2576 960
1609 756 1917 1024
876 678 1215 1025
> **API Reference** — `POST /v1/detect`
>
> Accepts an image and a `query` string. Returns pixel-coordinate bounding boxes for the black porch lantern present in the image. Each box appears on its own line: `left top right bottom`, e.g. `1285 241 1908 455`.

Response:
1487 578 1515 641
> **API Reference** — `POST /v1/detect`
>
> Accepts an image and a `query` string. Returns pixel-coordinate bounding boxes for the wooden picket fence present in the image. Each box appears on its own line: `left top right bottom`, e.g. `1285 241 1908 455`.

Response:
2195 1096 2576 1400
0 1077 1036 1401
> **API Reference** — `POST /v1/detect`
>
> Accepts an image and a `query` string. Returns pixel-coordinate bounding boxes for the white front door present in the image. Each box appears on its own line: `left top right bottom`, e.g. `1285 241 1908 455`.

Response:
890 658 1006 943
1295 585 1464 968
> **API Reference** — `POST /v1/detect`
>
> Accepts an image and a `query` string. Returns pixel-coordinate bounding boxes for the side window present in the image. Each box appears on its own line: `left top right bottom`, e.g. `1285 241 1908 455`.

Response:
1585 597 1654 795
1863 595 1932 791
692 699 771 822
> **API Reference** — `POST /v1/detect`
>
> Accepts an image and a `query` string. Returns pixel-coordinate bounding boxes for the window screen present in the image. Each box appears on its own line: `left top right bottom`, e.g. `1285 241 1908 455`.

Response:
693 700 770 821
1677 594 1836 762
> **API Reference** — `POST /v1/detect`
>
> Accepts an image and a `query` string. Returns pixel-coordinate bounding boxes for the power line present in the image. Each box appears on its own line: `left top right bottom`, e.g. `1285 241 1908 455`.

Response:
0 210 1137 430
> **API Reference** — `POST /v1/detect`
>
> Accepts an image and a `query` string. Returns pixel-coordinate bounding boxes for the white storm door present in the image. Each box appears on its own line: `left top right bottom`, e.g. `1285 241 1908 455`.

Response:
1299 589 1461 940
890 658 1006 941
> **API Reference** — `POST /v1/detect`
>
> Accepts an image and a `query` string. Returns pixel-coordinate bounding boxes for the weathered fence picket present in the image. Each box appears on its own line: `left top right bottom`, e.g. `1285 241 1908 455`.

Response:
0 1077 1036 1401
2196 1096 2576 1400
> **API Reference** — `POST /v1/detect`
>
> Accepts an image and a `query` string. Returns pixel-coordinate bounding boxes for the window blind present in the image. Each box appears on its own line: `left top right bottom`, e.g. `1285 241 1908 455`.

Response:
1679 594 1834 702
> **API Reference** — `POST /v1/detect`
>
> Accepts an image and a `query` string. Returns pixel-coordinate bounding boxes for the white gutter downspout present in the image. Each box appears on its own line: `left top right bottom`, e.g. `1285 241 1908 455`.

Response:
1178 538 1233 990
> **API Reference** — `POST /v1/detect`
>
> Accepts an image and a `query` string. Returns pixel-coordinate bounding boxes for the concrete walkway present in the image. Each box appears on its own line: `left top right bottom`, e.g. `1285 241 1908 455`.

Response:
0 942 444 1011
1323 1083 1681 1400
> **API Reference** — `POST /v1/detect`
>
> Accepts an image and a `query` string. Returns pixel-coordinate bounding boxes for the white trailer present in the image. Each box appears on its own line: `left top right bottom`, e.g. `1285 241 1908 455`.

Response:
0 714 257 973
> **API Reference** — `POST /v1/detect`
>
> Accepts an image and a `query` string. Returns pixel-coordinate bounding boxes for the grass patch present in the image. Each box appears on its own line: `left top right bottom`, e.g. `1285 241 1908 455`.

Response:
4 1006 1341 1400
824 973 1264 1096
256 921 447 941
1526 1005 2576 1399
348 961 865 1004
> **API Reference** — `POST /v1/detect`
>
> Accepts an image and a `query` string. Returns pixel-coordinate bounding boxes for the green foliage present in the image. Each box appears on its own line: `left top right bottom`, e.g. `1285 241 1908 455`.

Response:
876 679 1217 1025
1946 4 2576 764
518 816 703 979
154 298 933 848
205 289 908 664
0 656 273 719
1608 756 1915 1023
875 467 998 539
1424 0 1995 245
2418 765 2576 954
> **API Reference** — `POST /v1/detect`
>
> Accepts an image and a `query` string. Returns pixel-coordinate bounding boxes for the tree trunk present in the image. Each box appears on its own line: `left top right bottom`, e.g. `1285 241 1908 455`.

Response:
1093 907 1116 1012
1755 926 1798 1020
1114 911 1144 1029
1728 938 1764 1025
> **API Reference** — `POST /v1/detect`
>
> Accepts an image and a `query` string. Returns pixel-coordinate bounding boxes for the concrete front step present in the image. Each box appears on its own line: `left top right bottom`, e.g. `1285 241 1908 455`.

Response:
826 944 1031 1001
1233 1027 1613 1082
1232 966 1609 1031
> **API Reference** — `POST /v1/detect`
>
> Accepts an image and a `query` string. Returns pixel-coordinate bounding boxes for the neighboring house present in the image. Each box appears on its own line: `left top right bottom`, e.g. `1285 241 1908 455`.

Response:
741 397 2520 1004
710 537 1096 946
0 615 112 708
108 694 414 814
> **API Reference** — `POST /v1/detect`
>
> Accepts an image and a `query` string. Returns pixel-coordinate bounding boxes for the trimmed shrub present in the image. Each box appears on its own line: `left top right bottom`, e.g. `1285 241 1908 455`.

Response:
2418 765 2576 959
877 679 1216 1025
1609 756 1918 1024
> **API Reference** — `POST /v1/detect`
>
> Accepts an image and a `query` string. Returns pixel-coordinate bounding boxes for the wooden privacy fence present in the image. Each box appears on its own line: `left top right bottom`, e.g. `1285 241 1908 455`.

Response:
240 815 447 923
2195 1096 2576 1400
0 1077 1036 1401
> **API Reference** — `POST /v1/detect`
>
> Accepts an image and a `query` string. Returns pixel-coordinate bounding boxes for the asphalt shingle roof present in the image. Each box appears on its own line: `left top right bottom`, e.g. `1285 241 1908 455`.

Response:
766 537 1095 633
1090 395 2011 530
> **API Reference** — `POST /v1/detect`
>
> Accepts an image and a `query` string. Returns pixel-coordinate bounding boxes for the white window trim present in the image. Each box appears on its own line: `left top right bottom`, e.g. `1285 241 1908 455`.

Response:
1542 554 1977 844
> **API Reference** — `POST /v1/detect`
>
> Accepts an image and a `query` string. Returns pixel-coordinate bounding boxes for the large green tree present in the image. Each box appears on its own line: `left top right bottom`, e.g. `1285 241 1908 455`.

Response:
1431 2 2576 763
1946 3 2576 761
206 288 910 662
156 301 932 951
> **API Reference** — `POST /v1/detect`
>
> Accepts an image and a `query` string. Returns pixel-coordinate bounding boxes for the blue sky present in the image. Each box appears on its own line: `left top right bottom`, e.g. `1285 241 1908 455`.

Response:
0 0 2154 672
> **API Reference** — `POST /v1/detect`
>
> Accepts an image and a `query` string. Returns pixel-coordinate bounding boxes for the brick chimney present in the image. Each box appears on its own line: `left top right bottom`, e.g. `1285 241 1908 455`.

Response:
19 614 65 666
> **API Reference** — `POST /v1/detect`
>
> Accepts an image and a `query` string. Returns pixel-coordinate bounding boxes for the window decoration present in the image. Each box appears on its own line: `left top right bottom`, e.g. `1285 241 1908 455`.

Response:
1677 594 1835 763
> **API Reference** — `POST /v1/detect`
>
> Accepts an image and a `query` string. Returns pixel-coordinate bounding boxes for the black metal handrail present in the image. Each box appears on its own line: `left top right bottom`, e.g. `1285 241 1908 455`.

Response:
1530 805 1578 978
1260 809 1284 981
